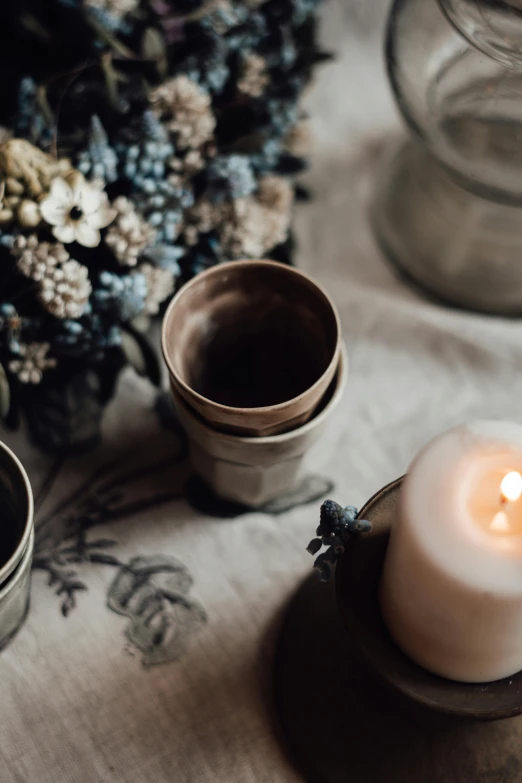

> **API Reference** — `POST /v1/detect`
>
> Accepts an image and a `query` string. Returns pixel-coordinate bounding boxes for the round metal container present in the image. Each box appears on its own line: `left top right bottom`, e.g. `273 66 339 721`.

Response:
0 440 34 651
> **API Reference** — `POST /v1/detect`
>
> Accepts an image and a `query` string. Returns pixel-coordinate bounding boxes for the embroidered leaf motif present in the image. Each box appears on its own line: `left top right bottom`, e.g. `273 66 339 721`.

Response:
107 555 206 667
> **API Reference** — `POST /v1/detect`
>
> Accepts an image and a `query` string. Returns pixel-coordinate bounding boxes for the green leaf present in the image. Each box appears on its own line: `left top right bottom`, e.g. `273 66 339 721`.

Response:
121 330 147 377
86 15 135 58
130 314 151 334
142 28 168 78
19 13 55 44
142 27 166 58
0 364 10 421
121 327 162 387
101 52 123 111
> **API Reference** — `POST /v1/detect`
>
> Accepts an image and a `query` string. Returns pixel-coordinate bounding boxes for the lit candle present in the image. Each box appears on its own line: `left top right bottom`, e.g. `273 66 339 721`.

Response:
380 421 522 683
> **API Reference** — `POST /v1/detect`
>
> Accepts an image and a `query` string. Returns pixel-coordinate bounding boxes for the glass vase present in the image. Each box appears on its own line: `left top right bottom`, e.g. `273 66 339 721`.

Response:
374 0 522 314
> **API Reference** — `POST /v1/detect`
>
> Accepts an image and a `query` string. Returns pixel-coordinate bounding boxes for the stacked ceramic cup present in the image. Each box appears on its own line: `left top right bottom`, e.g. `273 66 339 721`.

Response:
161 260 345 507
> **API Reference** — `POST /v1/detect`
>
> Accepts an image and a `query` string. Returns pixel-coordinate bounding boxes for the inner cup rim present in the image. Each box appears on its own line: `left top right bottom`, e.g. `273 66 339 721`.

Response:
174 342 348 445
0 440 34 587
161 259 341 414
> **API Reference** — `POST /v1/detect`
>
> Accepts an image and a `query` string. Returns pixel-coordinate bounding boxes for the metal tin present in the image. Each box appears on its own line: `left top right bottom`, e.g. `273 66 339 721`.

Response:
0 440 34 650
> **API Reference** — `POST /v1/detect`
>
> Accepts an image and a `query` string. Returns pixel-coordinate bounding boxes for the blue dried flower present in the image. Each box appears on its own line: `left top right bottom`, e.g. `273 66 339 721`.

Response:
251 139 282 175
95 272 147 322
119 274 147 322
0 231 18 250
147 206 184 243
77 115 118 183
0 304 31 355
53 320 89 354
14 78 53 147
292 0 322 25
200 2 249 35
281 38 297 69
115 110 189 243
206 155 257 201
53 316 122 358
204 64 230 93
143 244 183 275
91 7 128 33
266 98 300 138
183 34 230 93
225 12 267 50
57 0 134 34
139 110 170 143
307 500 372 581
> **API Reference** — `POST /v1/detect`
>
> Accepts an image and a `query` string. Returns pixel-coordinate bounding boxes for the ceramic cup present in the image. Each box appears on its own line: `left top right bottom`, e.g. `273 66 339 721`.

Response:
161 260 341 437
0 440 34 651
171 344 347 507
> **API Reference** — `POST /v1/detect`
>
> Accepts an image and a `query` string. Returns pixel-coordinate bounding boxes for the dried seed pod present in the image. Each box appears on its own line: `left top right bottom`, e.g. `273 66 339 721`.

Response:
17 199 41 228
6 177 23 195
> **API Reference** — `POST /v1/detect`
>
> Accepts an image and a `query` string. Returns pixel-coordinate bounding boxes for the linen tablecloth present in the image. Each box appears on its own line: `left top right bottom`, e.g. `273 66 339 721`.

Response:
3 1 522 780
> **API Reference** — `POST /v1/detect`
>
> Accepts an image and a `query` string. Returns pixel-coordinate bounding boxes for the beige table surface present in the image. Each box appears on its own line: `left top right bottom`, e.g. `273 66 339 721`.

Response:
3 1 522 781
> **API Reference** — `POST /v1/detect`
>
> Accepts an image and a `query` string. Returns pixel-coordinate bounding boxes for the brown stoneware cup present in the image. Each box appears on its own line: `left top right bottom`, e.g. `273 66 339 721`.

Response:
170 344 348 506
161 259 341 437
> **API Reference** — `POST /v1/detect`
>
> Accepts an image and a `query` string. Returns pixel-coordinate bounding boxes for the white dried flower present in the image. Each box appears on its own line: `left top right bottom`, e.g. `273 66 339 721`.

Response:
184 226 199 247
257 175 294 212
40 171 116 247
12 235 91 318
85 0 139 19
182 150 204 174
39 260 92 319
9 342 57 384
284 121 311 157
137 263 175 315
13 234 68 281
220 176 293 258
105 196 156 266
17 199 41 228
238 54 268 98
183 199 222 246
150 76 216 149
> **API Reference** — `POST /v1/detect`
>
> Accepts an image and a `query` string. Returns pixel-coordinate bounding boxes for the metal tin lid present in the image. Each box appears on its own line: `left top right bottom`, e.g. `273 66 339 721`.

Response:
0 440 34 588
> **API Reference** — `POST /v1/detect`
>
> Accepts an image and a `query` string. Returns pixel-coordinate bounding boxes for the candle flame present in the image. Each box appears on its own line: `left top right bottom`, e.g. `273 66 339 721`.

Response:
500 471 522 503
491 511 510 532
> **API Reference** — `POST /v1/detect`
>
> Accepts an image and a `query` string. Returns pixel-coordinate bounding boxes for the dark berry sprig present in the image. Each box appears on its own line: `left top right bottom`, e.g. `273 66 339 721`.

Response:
307 499 372 581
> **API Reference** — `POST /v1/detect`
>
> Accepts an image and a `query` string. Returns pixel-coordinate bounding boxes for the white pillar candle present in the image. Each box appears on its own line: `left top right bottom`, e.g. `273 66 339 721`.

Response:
380 420 522 683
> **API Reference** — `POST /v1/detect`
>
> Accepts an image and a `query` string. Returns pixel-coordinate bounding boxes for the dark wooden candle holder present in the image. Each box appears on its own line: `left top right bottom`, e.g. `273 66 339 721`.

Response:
273 478 522 782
